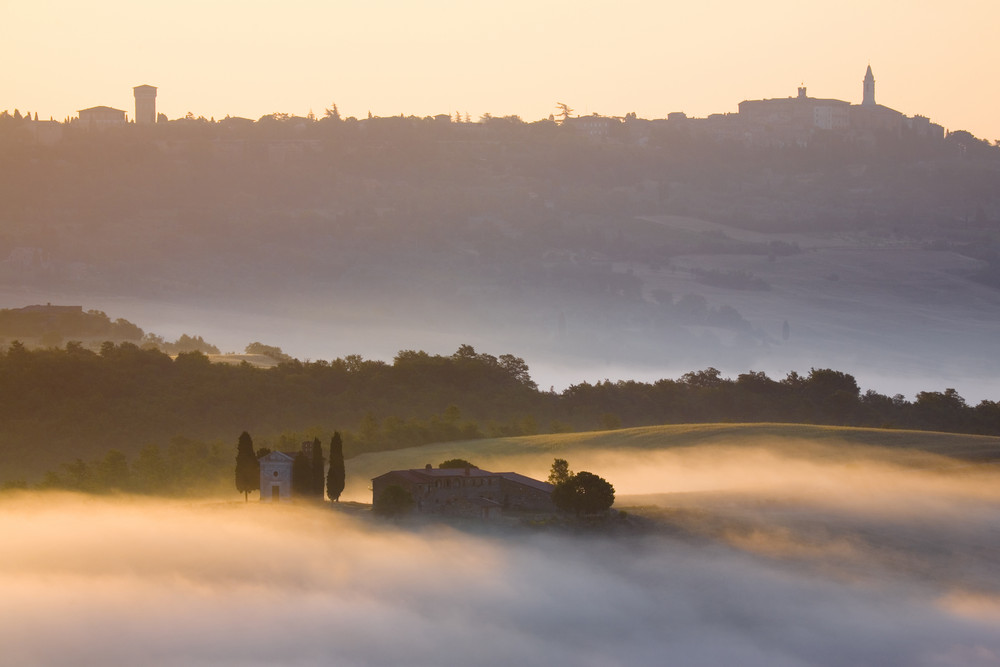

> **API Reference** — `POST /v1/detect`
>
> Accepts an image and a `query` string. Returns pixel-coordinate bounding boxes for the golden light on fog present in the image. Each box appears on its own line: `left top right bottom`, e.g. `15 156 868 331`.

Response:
3 439 1000 665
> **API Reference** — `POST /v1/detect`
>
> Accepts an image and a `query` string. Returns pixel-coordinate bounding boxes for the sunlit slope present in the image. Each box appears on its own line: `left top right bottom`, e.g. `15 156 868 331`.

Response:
343 423 1000 502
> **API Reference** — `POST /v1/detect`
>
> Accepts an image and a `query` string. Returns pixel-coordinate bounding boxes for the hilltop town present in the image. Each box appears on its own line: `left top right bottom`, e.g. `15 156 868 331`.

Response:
0 66 977 149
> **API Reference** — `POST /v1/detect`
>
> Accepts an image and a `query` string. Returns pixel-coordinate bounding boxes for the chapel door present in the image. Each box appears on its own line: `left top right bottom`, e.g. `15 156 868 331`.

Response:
272 485 280 500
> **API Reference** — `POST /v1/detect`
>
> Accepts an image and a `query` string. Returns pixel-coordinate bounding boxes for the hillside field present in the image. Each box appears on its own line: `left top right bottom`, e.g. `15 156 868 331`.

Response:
342 422 1000 503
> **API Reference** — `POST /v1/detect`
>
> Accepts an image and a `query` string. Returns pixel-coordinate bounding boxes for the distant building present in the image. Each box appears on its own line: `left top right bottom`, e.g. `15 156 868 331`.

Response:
14 304 83 315
862 64 876 106
733 66 942 146
259 451 295 502
849 101 906 133
565 113 621 140
848 65 909 134
258 440 323 502
77 106 126 128
133 85 157 125
907 114 945 140
739 87 851 134
372 465 555 519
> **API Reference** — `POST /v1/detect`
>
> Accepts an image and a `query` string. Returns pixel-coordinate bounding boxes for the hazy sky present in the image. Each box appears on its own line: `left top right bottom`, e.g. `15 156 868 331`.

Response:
3 0 998 140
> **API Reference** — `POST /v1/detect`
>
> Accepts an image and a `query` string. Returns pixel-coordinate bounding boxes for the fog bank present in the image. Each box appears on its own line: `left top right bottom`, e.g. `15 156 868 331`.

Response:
4 476 999 666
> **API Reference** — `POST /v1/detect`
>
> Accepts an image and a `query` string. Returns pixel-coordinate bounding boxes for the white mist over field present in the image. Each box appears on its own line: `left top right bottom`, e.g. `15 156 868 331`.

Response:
4 443 1000 666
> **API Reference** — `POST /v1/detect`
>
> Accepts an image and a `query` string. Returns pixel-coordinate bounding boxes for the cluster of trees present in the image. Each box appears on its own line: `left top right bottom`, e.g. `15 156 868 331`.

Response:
0 342 539 481
547 458 615 515
290 437 327 499
244 342 294 362
3 340 1000 485
0 308 143 348
20 428 349 500
142 333 220 355
0 306 226 356
20 437 232 495
560 367 1000 436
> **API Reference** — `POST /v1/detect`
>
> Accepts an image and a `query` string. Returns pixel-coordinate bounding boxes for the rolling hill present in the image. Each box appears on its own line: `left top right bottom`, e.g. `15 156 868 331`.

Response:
341 422 1000 502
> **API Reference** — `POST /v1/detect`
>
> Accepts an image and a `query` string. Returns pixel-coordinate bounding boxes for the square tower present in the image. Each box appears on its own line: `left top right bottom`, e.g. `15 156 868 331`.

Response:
133 85 157 124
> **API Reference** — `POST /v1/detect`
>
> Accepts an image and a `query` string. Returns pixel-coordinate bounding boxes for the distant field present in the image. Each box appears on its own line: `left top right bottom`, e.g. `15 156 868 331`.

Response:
342 422 1000 502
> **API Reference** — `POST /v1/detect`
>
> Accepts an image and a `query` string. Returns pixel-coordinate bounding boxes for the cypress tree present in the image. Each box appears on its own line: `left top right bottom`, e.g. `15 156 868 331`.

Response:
234 431 259 502
291 452 311 497
326 431 345 502
311 437 324 496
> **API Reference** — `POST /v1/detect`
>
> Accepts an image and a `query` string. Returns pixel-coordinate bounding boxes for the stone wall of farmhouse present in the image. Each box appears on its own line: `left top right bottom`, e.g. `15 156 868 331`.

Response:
498 478 555 512
373 472 554 515
413 475 501 513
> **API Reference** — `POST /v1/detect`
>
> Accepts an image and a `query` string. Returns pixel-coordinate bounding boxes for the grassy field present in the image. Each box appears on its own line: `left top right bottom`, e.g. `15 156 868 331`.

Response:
342 422 1000 502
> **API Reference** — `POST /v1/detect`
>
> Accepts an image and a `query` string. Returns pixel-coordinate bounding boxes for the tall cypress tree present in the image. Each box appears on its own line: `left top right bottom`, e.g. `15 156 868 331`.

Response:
234 431 259 502
311 437 324 497
327 431 345 502
291 452 311 497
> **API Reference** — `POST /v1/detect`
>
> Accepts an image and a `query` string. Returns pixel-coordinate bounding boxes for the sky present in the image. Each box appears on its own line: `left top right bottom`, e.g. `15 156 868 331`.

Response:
2 0 999 141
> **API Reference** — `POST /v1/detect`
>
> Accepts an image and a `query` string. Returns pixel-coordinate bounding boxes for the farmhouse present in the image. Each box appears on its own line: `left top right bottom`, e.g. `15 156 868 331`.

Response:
372 465 555 519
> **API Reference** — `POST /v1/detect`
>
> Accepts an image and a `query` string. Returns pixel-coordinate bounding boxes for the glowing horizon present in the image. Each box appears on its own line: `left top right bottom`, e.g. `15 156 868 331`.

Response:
2 0 998 141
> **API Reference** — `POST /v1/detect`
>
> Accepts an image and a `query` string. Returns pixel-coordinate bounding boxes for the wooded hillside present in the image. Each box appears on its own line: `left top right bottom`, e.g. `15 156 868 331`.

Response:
2 341 998 483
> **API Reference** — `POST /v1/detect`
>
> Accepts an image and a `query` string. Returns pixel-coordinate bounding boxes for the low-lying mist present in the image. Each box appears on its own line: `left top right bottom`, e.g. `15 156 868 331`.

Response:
4 441 999 666
6 285 998 404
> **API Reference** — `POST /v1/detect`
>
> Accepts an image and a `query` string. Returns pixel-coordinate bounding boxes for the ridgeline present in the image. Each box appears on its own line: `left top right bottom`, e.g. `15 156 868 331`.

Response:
1 341 998 484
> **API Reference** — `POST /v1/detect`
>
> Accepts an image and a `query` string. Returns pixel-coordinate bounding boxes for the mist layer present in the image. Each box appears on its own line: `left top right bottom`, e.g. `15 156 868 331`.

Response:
4 443 1000 667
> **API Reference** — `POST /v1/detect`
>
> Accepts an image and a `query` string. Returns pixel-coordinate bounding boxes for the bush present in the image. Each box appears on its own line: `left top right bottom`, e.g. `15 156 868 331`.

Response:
551 471 615 515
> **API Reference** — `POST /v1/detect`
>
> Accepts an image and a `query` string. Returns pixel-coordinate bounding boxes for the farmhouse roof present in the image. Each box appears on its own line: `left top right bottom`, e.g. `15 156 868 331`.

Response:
372 467 492 483
372 467 553 492
493 472 553 493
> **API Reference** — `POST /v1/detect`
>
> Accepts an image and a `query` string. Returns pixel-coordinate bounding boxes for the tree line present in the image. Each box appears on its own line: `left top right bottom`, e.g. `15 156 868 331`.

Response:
0 307 222 355
1 341 999 485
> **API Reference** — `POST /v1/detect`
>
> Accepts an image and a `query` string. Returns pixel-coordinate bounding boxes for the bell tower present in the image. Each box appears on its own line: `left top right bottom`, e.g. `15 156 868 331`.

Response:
862 65 876 106
133 85 157 124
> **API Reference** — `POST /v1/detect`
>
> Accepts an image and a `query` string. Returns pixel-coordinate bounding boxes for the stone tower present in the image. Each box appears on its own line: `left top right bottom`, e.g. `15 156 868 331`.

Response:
133 85 157 124
862 65 875 106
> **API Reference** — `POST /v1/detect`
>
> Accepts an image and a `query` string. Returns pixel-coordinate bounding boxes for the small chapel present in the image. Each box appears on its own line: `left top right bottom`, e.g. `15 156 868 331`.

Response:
258 451 295 502
258 440 321 502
